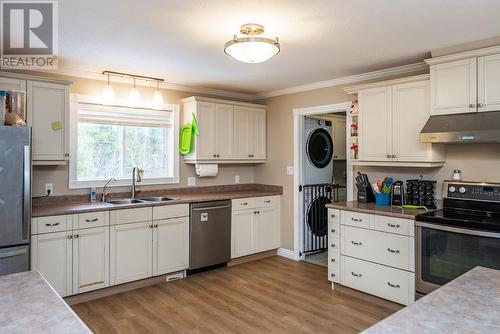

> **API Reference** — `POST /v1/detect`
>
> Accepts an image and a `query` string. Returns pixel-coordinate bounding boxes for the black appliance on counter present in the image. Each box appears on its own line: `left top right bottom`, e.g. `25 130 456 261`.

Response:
391 181 404 206
415 180 500 295
406 179 436 208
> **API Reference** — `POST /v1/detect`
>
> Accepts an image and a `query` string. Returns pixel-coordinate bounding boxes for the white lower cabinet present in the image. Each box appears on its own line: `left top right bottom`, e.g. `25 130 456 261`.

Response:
31 231 73 297
72 226 109 294
231 196 280 259
153 217 189 276
110 221 153 285
328 208 416 305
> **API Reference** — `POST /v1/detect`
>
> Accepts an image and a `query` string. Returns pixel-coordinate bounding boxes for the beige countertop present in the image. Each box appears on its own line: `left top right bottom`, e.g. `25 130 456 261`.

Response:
326 200 442 219
0 271 91 334
32 186 282 217
362 266 500 334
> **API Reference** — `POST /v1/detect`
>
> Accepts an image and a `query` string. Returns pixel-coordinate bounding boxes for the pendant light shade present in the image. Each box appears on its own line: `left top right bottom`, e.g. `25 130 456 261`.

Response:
101 74 115 104
224 23 280 64
151 82 164 109
129 78 141 106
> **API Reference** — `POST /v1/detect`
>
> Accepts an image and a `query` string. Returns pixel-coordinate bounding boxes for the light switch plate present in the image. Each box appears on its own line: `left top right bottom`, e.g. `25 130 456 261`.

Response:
287 166 294 175
235 175 240 184
187 177 196 186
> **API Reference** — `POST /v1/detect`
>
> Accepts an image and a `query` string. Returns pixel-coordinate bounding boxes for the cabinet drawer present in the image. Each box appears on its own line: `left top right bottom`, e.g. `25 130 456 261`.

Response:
35 215 68 234
77 211 108 229
110 207 152 225
328 263 340 283
328 249 340 267
328 209 340 223
341 225 411 271
341 255 413 305
153 204 189 220
341 211 371 229
254 195 279 208
329 238 340 253
328 222 341 239
232 198 256 211
373 216 411 236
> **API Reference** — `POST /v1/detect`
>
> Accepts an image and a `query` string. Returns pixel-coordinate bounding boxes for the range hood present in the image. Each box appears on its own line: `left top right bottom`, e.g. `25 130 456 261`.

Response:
420 111 500 143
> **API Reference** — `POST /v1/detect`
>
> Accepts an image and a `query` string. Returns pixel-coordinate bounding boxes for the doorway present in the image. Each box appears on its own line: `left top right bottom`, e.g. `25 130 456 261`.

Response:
292 102 352 267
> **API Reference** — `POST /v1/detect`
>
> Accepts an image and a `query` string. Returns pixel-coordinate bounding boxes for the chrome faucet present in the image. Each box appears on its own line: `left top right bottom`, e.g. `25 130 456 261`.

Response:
102 178 116 202
131 167 143 198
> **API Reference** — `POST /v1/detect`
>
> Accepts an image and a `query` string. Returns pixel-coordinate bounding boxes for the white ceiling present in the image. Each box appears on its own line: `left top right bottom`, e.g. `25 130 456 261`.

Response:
59 0 500 95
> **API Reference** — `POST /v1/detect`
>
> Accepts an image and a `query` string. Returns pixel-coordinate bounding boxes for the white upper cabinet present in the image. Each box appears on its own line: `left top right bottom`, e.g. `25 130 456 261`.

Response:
429 58 477 115
426 46 500 115
358 86 392 161
183 96 266 163
333 118 346 160
0 77 26 91
478 53 500 112
348 75 445 166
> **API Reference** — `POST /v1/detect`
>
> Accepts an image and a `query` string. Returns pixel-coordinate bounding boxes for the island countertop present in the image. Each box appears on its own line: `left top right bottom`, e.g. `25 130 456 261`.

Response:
326 200 442 220
362 266 500 334
0 271 91 333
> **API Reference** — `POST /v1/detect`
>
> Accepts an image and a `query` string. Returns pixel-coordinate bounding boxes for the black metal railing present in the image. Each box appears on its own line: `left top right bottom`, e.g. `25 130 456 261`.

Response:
301 183 345 255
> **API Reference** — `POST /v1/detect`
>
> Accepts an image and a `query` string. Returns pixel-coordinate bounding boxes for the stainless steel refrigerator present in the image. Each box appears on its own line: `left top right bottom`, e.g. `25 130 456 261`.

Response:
0 126 31 276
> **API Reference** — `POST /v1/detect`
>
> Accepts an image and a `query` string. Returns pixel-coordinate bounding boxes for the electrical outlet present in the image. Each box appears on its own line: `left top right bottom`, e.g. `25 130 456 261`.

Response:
187 177 196 186
287 166 294 175
44 183 53 196
235 175 240 184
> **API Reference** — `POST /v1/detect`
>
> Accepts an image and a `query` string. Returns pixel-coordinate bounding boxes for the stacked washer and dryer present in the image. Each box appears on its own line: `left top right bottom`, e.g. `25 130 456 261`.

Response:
302 118 335 255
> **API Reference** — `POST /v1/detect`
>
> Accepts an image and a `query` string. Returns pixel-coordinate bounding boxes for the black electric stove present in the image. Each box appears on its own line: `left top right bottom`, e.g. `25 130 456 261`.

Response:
415 181 500 295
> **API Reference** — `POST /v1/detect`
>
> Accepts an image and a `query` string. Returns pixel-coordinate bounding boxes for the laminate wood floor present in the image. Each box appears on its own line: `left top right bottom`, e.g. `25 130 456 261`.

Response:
72 256 398 334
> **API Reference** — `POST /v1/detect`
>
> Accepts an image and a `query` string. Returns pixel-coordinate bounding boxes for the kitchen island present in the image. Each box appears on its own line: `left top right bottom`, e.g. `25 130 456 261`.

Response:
0 271 91 333
362 266 500 333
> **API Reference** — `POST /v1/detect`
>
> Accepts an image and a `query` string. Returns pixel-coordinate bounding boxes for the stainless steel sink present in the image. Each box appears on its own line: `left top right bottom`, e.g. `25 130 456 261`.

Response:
106 198 145 205
138 196 177 202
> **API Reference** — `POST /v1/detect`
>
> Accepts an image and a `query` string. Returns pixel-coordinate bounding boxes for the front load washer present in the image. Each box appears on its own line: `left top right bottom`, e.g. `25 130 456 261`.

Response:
303 118 334 185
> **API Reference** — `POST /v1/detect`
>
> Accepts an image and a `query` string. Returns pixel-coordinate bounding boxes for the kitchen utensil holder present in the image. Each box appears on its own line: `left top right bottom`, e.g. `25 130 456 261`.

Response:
357 184 375 203
375 193 391 206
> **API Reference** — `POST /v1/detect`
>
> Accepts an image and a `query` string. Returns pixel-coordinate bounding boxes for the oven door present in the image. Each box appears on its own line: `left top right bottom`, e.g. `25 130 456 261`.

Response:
416 222 500 295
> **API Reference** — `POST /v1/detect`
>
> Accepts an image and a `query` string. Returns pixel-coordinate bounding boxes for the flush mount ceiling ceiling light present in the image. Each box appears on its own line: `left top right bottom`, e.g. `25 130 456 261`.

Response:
224 23 280 64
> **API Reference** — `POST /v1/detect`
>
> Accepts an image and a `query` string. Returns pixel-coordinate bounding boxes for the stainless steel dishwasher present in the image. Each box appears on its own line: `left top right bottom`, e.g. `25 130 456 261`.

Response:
189 200 231 272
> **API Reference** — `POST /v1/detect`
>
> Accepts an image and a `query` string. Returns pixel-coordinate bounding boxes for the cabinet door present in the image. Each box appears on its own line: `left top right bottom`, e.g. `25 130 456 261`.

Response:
72 227 109 294
430 58 477 115
31 231 72 297
392 80 431 161
195 101 216 159
214 104 234 159
358 86 392 161
0 77 26 91
27 81 68 161
153 217 188 276
478 54 500 112
256 207 280 252
231 209 257 258
110 221 152 285
251 108 266 160
233 106 252 159
333 118 346 160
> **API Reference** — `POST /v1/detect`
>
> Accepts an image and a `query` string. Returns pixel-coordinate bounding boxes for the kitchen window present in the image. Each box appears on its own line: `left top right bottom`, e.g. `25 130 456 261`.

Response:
69 97 179 189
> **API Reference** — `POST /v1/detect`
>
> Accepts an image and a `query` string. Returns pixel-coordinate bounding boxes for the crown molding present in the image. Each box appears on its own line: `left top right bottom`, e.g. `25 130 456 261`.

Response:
35 67 258 101
256 62 428 99
425 44 500 65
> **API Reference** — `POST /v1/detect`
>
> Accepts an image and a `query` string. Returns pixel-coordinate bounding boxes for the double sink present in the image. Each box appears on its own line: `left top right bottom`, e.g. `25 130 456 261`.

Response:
106 196 177 205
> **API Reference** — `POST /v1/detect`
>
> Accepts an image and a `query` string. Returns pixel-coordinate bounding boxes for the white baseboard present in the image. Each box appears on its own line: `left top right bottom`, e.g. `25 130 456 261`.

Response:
277 248 300 261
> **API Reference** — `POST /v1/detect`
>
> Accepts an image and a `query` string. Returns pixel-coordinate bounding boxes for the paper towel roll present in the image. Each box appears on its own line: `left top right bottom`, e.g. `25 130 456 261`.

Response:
195 164 218 177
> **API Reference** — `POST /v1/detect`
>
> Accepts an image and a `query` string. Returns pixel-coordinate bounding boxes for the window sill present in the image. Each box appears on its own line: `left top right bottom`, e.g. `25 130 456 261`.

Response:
69 177 180 190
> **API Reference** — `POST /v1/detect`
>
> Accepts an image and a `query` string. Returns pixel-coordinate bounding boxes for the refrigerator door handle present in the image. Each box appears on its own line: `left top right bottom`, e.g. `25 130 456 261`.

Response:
0 248 28 259
22 145 31 242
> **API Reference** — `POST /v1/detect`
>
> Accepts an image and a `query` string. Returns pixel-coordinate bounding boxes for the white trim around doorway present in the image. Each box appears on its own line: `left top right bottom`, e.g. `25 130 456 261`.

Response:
292 102 352 261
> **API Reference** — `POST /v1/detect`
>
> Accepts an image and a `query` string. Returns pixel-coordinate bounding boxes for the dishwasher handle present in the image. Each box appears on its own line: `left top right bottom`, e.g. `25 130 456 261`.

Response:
191 205 231 212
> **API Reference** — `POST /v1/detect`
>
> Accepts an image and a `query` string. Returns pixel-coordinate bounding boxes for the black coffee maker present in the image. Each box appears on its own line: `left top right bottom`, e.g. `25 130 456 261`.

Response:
391 181 404 206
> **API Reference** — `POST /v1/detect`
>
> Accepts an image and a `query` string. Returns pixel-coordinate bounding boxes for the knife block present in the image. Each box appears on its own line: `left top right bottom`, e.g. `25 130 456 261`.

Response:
357 185 375 203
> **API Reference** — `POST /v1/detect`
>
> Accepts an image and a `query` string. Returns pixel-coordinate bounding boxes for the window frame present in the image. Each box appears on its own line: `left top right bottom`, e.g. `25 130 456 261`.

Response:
68 94 180 189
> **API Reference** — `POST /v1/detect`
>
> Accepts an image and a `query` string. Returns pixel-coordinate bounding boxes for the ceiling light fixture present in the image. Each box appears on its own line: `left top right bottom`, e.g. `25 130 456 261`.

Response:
151 81 164 110
224 23 280 64
129 78 141 106
101 73 115 104
102 71 165 108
